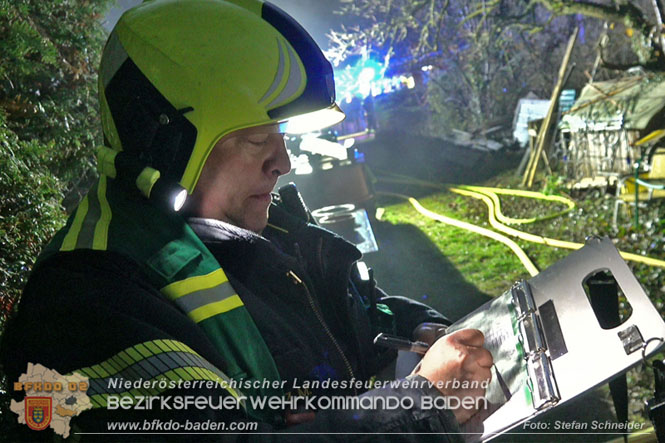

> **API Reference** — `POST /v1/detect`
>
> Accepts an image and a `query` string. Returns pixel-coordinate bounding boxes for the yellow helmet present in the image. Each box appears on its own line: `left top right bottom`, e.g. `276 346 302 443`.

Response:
99 0 344 195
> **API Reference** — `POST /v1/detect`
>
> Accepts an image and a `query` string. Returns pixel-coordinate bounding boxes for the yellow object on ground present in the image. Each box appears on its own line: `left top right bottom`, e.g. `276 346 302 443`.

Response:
377 173 665 274
379 191 540 277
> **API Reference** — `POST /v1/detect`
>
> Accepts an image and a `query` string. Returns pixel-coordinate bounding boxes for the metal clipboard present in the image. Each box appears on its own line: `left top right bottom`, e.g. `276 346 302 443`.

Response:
473 237 665 439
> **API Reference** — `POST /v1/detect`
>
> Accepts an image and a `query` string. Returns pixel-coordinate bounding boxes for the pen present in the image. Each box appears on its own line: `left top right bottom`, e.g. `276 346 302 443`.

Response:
494 364 512 401
373 333 430 354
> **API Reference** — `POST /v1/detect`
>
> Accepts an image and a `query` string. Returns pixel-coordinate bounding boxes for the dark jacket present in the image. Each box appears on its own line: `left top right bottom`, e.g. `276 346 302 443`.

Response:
1 204 460 441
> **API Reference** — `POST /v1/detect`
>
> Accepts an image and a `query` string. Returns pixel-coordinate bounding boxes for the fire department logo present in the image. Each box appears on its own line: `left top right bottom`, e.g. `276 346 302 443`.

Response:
11 363 92 438
25 397 52 431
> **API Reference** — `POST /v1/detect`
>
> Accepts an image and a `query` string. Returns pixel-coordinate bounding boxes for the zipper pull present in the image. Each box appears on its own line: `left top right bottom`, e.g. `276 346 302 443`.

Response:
286 270 303 285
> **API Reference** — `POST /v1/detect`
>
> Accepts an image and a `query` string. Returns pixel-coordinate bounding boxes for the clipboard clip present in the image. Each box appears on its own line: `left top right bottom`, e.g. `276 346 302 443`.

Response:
642 336 665 367
511 280 561 410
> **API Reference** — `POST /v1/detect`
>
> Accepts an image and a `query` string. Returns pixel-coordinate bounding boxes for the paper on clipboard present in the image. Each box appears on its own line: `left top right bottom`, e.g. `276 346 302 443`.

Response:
445 237 665 441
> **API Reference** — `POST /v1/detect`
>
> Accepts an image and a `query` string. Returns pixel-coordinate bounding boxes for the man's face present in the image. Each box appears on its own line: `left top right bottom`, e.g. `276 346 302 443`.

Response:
186 124 291 233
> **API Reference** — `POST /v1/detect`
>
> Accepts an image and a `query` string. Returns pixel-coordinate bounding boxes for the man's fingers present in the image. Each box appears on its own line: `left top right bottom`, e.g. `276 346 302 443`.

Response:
474 347 494 368
461 345 494 372
449 328 485 347
464 366 492 386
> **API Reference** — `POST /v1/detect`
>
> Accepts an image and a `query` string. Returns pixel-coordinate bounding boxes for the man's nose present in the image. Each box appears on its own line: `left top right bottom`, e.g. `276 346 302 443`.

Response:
266 134 291 177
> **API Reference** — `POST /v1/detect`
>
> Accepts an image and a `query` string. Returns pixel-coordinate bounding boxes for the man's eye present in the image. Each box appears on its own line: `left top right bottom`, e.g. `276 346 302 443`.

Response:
247 137 268 146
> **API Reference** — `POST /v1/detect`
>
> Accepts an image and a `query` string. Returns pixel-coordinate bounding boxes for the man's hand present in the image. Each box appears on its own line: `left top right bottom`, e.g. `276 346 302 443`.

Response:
413 328 493 424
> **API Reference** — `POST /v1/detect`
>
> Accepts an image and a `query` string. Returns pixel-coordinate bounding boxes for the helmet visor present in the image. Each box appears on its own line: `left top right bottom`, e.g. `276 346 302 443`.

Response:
278 103 345 134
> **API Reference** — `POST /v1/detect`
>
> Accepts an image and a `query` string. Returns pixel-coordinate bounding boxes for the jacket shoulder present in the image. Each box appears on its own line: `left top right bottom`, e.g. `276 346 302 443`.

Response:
1 249 227 393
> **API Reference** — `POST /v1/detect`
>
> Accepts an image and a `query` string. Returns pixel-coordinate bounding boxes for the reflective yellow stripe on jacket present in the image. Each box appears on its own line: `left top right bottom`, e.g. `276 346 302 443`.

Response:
60 176 112 252
68 339 244 409
161 269 244 323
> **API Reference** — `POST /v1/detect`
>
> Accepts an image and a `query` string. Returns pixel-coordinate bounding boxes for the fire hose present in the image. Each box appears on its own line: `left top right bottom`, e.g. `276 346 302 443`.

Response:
376 174 665 275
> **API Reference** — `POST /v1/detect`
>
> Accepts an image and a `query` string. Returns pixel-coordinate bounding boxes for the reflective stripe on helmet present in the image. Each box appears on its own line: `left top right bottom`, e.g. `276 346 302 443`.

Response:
262 38 306 110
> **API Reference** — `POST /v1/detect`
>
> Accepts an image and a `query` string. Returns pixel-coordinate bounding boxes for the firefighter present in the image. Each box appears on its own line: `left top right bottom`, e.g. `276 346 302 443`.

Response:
2 0 491 439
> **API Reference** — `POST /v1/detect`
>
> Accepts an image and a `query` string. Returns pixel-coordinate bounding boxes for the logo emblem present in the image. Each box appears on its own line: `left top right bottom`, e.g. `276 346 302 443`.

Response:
25 397 52 431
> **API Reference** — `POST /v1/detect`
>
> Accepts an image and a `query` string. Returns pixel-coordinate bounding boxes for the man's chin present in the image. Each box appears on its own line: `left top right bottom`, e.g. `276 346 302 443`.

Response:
245 215 269 234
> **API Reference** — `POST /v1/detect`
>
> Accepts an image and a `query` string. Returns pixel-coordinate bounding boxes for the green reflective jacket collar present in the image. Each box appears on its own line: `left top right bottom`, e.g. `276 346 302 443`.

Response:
38 176 282 420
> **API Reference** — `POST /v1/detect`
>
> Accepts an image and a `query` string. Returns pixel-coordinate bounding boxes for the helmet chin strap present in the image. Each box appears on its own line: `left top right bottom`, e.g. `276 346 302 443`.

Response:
97 146 188 212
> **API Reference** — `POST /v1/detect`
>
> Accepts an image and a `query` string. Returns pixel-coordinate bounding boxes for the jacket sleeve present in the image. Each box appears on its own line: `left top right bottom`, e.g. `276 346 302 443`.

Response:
278 375 463 442
1 250 463 442
377 287 452 339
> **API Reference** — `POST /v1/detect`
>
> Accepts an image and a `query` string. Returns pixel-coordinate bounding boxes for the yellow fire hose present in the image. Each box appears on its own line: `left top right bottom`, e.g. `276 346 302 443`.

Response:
380 191 540 276
452 186 665 269
377 174 665 274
